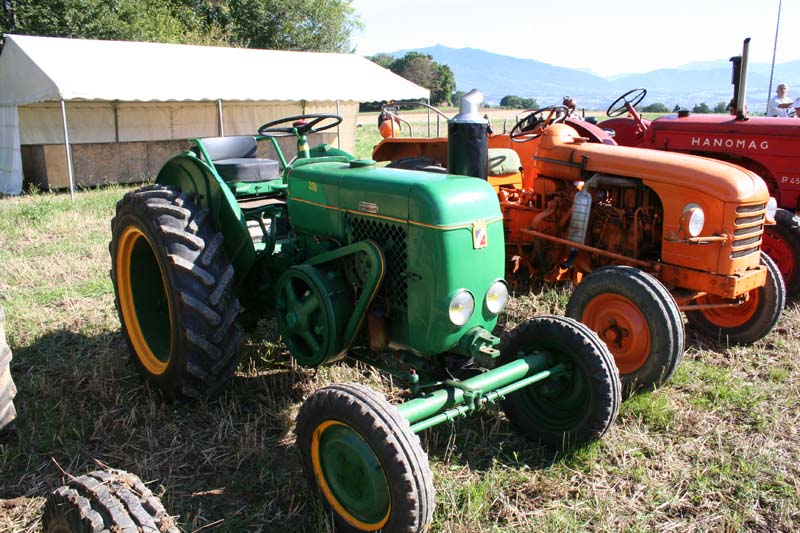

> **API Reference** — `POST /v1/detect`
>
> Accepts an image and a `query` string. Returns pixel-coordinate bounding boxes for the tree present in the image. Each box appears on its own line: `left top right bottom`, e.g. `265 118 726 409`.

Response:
451 90 466 106
712 101 728 113
1 0 361 52
368 52 455 106
641 102 669 113
368 53 395 69
228 0 361 52
500 95 537 109
672 104 682 112
692 102 710 114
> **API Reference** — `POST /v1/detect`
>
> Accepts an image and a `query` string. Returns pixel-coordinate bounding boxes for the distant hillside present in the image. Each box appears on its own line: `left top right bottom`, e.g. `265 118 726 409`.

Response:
386 45 800 114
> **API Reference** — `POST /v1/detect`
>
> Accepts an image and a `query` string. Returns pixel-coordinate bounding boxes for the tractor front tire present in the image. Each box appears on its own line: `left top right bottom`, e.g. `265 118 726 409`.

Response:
296 383 434 533
686 252 785 345
110 185 242 399
499 315 621 451
42 468 178 533
761 209 800 298
0 307 17 433
566 266 684 394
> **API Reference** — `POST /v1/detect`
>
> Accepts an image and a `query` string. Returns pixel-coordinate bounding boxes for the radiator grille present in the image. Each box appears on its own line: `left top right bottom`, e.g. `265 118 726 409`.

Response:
347 215 408 315
731 203 766 259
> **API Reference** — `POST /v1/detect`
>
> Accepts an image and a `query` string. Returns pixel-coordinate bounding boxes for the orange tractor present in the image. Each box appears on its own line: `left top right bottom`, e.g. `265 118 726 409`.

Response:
373 91 785 393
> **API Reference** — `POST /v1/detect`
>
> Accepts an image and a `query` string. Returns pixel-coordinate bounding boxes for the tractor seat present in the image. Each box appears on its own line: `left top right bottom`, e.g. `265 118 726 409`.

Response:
195 136 281 183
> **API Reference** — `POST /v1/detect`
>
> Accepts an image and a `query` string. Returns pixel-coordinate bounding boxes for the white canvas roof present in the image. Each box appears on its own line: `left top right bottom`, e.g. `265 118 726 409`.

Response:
0 34 429 105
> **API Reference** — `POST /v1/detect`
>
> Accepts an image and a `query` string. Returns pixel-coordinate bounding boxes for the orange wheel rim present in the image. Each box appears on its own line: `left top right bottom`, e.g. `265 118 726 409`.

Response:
695 290 758 328
582 293 651 374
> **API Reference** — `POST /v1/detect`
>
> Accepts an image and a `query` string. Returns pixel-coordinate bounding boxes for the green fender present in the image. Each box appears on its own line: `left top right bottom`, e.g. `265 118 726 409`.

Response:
156 153 256 286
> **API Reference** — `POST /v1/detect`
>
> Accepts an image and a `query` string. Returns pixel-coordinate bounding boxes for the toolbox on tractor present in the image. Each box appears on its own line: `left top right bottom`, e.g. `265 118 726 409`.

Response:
373 90 785 395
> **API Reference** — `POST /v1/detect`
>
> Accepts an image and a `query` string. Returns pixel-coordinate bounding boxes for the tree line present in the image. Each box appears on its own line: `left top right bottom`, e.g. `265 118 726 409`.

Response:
0 0 361 53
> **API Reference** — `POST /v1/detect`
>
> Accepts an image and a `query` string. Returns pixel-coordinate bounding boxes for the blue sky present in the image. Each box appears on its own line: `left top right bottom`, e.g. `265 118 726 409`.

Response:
350 0 800 77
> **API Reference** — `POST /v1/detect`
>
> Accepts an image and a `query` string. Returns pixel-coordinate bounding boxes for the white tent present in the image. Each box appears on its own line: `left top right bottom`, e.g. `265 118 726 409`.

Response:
0 34 429 196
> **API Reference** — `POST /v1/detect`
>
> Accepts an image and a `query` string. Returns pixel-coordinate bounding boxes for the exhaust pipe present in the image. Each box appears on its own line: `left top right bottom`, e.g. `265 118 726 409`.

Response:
448 89 488 180
730 37 750 121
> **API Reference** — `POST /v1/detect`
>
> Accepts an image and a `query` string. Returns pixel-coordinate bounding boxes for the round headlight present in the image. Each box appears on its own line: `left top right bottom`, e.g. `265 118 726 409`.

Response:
766 197 778 224
486 280 510 314
681 204 705 238
449 290 475 326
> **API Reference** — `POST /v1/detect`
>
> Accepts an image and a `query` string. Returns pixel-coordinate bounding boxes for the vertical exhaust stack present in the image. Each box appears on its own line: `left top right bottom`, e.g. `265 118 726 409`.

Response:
730 38 751 121
448 89 488 180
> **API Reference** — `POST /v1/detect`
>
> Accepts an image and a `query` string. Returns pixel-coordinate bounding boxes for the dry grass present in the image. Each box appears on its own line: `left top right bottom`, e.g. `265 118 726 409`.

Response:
1 182 799 532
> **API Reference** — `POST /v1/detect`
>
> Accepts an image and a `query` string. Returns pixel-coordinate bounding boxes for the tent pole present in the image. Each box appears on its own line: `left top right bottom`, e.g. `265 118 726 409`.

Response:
217 99 225 136
60 99 75 202
335 100 341 149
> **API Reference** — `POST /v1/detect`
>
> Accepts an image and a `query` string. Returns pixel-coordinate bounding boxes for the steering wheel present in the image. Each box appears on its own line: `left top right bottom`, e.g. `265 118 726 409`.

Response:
509 105 569 142
258 114 343 137
606 89 647 118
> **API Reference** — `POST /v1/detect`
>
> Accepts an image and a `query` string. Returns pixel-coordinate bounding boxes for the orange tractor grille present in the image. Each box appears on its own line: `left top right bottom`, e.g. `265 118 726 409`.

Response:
730 203 766 259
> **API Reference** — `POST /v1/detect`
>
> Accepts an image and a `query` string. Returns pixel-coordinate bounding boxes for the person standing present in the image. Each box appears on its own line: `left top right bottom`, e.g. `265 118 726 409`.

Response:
767 83 795 117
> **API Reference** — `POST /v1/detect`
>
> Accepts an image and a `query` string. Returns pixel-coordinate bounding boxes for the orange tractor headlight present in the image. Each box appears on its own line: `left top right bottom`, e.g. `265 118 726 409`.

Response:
680 204 705 237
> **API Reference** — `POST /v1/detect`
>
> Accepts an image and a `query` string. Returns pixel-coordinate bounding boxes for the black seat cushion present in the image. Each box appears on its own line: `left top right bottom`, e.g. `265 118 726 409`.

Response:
214 158 281 183
198 136 258 160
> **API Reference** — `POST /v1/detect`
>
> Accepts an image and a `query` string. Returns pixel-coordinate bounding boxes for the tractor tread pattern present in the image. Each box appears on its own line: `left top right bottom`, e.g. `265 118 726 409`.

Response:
110 185 241 399
0 307 17 433
499 315 621 450
43 468 179 533
296 383 435 532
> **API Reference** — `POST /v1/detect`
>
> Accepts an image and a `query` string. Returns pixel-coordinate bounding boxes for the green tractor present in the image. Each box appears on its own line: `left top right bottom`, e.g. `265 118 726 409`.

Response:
45 114 621 532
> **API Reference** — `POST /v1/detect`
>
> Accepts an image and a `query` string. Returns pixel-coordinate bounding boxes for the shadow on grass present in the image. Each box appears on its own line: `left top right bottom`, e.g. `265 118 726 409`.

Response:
3 327 327 531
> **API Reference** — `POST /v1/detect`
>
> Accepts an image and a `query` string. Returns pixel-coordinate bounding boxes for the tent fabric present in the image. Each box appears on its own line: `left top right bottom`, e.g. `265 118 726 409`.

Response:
0 105 22 195
0 34 430 105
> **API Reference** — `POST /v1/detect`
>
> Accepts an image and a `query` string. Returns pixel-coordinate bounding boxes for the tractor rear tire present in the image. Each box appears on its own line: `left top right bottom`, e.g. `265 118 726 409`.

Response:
686 252 785 345
761 209 800 298
296 383 434 533
0 306 17 433
566 266 684 394
499 315 621 451
110 185 242 399
42 468 178 533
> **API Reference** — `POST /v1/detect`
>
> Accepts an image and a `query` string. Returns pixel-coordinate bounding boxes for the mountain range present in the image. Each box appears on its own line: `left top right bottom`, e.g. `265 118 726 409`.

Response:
387 45 800 113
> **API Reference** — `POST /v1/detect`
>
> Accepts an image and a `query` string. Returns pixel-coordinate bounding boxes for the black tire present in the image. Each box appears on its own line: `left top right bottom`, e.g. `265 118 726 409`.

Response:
296 383 434 532
0 306 17 433
499 315 621 451
110 185 242 399
686 251 785 345
42 468 179 533
761 209 800 298
566 266 684 394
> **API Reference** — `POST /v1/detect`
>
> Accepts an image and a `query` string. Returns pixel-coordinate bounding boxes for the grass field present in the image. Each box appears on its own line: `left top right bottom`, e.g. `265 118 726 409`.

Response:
1 124 799 532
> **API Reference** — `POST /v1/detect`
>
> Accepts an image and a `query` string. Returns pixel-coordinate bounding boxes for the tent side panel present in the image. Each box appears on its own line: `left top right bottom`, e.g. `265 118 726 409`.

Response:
0 105 23 195
19 102 116 144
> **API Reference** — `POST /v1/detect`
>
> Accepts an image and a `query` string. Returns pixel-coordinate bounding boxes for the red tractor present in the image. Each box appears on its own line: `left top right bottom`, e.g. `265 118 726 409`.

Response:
598 38 800 297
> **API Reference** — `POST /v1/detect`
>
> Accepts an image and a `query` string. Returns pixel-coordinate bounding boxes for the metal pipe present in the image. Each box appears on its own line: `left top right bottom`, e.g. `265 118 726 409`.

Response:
217 99 224 136
335 99 341 149
767 1 782 114
60 99 75 202
521 228 653 268
408 363 566 433
738 38 751 121
396 352 552 424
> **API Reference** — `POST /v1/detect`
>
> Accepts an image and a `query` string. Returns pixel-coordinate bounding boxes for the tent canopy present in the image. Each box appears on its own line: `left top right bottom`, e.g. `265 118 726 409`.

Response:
0 34 429 105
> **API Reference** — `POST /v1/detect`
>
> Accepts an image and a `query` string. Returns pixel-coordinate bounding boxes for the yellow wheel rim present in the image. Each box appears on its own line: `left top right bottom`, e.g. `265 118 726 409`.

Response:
116 225 172 376
310 420 391 531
